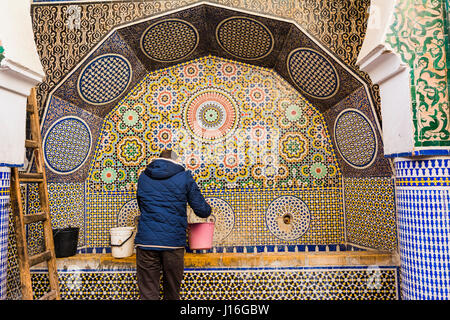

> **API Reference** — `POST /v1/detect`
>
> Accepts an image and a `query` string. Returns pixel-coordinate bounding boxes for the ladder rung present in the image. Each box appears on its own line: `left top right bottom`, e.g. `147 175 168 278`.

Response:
23 212 48 224
25 139 40 149
38 290 57 301
29 250 52 267
18 172 44 183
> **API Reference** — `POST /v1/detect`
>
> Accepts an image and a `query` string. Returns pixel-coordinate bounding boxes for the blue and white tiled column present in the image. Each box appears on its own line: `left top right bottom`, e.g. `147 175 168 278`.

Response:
395 157 450 300
0 166 10 300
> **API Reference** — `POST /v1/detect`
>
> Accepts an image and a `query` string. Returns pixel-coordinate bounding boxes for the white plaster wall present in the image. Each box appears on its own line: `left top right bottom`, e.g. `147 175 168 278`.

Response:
0 0 44 76
357 0 415 156
0 84 27 166
0 0 44 166
358 0 396 61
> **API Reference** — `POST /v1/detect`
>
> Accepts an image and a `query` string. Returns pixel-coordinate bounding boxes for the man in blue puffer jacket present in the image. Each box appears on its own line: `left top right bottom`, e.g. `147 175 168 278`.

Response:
135 149 211 300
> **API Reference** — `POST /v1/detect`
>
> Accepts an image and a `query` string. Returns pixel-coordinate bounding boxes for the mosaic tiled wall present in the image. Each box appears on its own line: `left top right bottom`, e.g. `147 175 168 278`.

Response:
3 1 404 301
30 266 399 300
328 88 397 252
86 187 346 251
25 1 396 254
385 0 450 147
26 183 85 254
30 0 379 119
395 157 450 299
344 177 397 252
5 220 20 300
85 56 345 249
86 190 135 249
200 187 344 247
89 56 341 190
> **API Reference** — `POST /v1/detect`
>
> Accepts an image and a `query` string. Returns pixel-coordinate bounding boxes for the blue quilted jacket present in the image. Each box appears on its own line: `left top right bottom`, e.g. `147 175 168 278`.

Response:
135 158 211 250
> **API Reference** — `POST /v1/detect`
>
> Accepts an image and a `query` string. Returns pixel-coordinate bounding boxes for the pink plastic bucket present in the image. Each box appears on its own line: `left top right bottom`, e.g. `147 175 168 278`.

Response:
188 222 215 250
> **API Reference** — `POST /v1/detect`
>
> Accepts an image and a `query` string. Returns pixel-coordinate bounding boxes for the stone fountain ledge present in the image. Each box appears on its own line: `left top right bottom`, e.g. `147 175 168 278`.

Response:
31 251 400 271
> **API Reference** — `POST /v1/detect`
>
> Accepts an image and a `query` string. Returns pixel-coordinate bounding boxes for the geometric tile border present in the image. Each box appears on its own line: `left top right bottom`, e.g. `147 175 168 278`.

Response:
30 266 399 300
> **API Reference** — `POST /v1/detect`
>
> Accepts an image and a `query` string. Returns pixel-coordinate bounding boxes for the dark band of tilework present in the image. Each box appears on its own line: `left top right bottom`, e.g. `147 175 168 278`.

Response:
395 177 450 187
30 266 399 300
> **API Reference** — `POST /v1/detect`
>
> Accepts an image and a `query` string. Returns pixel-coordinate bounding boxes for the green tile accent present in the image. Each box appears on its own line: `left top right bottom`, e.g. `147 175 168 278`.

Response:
385 0 450 147
0 45 4 63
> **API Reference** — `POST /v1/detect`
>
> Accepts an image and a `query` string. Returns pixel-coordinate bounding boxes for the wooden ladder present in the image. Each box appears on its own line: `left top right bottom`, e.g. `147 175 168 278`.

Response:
9 87 61 300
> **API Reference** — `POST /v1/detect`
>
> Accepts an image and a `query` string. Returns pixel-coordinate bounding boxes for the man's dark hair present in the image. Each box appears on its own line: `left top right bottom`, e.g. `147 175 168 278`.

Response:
160 149 172 159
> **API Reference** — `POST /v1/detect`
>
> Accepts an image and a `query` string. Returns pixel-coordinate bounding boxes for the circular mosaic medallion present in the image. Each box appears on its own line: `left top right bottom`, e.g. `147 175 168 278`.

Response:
122 110 139 127
205 197 235 243
334 109 378 169
287 48 339 99
265 196 310 241
117 136 146 166
43 116 92 174
77 54 132 105
141 19 199 62
279 132 308 163
216 16 274 60
117 199 141 227
185 88 239 142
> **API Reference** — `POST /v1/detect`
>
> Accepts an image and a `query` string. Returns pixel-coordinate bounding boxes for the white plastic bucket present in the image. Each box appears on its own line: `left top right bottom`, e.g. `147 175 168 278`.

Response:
110 227 135 258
